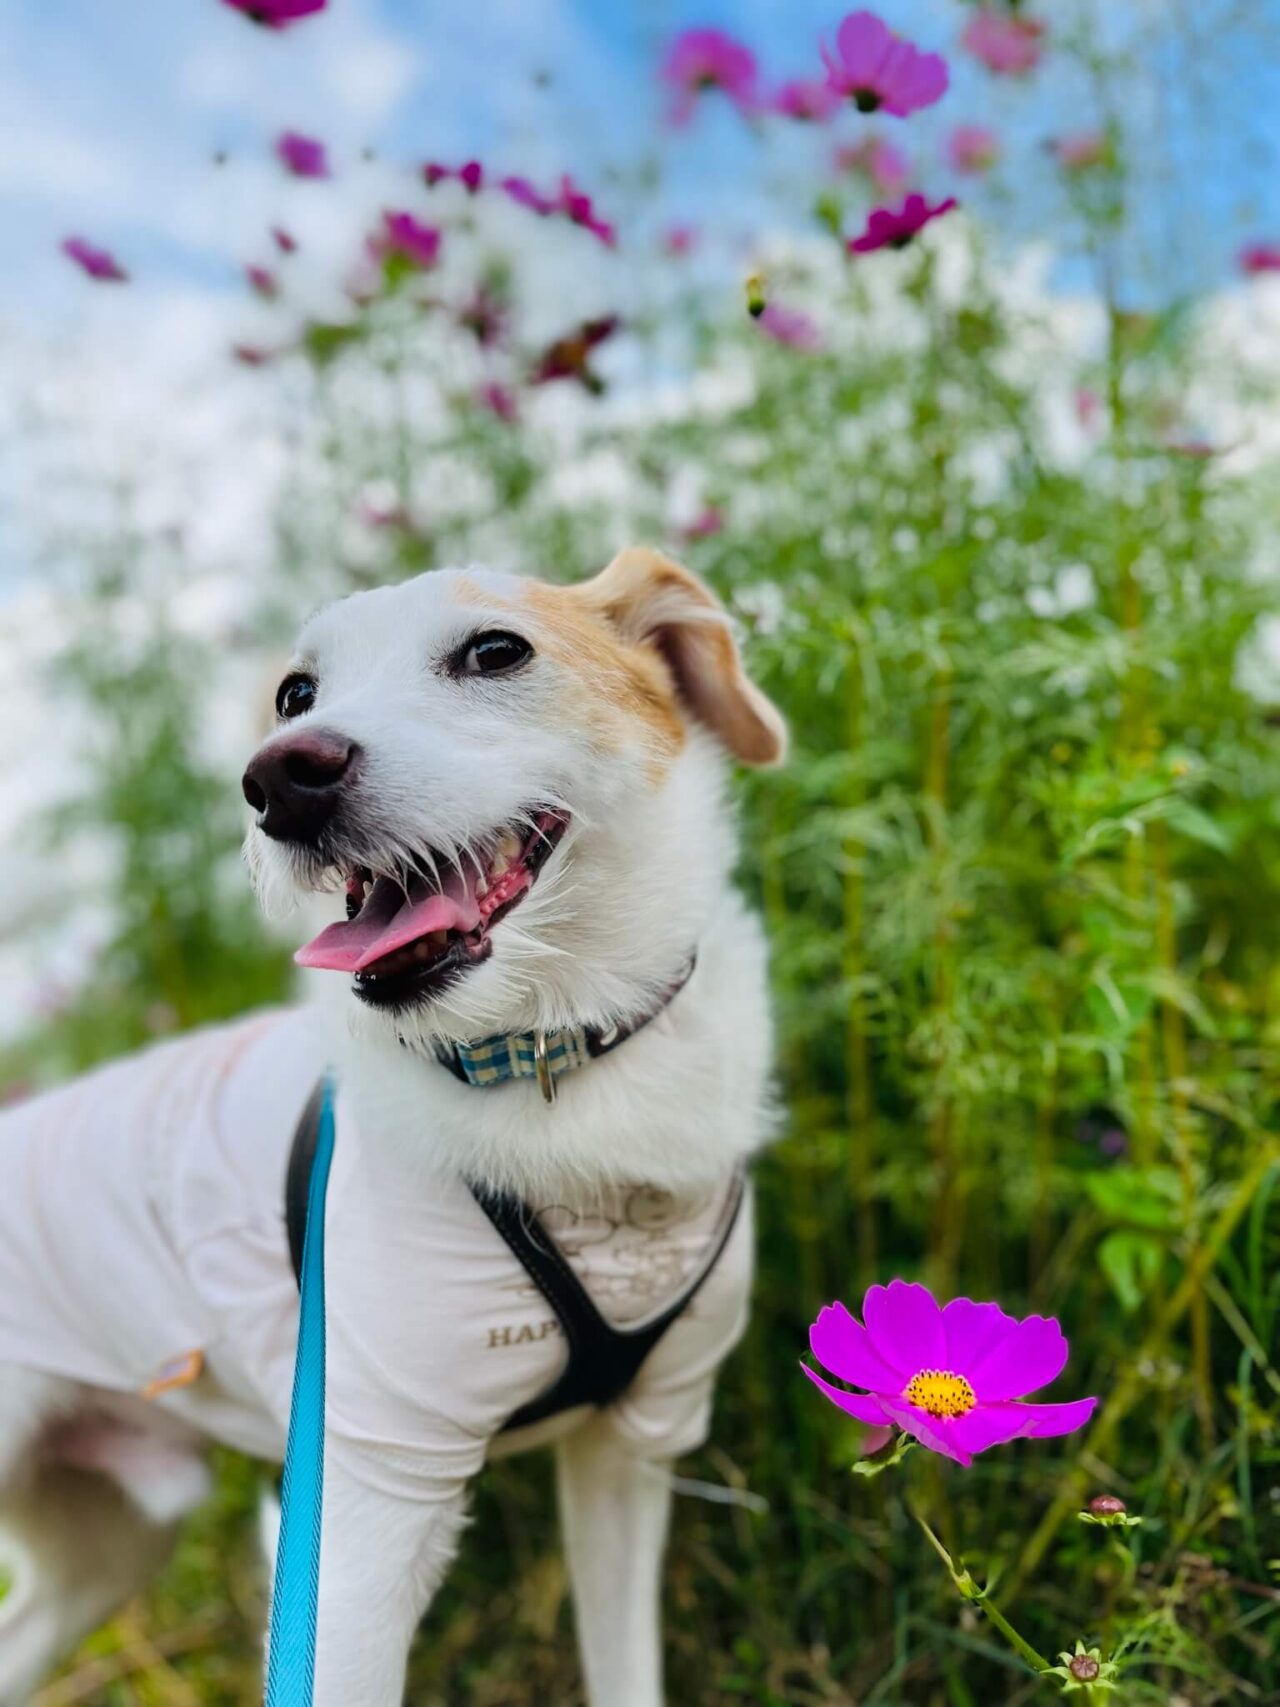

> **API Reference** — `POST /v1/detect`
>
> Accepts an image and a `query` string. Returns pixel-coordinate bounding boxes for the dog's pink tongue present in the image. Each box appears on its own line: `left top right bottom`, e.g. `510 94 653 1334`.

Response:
295 868 482 973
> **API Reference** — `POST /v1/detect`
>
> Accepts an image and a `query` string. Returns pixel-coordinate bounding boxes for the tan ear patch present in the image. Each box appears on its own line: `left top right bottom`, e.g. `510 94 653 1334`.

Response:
574 548 787 767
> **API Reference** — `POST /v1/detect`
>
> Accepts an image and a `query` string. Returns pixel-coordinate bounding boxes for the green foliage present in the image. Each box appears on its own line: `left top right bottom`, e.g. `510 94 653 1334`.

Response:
10 114 1280 1707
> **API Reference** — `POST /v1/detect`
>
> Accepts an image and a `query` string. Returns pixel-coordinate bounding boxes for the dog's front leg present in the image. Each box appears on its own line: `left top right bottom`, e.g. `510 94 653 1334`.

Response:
556 1414 673 1707
308 1452 466 1707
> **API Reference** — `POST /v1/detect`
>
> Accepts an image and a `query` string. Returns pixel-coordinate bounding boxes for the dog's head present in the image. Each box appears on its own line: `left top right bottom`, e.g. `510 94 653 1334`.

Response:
242 548 784 1043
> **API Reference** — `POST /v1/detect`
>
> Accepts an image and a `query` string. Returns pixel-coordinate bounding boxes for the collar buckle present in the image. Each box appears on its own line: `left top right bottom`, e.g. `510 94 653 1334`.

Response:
532 1029 558 1105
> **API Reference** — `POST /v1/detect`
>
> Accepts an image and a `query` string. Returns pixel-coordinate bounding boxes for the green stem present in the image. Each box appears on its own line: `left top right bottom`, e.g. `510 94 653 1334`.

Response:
1004 1139 1280 1600
910 1508 1050 1675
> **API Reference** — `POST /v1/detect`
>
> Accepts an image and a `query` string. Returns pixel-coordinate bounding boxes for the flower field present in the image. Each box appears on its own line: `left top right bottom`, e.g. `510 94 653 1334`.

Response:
5 2 1280 1701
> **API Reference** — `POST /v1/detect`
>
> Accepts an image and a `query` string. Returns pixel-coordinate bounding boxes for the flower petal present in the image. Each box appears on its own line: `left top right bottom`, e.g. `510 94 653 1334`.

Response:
836 10 891 78
800 1363 894 1426
1009 1396 1098 1438
969 1315 1068 1401
941 1298 1018 1376
877 1396 971 1466
809 1302 903 1391
949 1396 1098 1455
947 1403 1041 1458
863 1279 944 1373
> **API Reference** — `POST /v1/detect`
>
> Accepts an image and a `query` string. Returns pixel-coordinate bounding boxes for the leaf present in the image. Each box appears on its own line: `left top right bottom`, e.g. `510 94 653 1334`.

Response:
302 320 363 367
851 1432 916 1477
1085 1166 1182 1229
1161 799 1233 855
1098 1230 1165 1312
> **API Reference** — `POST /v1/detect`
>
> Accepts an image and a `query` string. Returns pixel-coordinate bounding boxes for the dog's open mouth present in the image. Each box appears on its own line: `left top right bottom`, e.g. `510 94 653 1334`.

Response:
294 809 569 1007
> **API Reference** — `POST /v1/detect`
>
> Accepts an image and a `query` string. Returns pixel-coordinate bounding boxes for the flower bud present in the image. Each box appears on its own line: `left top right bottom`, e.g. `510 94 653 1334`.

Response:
1069 1653 1101 1682
1088 1495 1126 1516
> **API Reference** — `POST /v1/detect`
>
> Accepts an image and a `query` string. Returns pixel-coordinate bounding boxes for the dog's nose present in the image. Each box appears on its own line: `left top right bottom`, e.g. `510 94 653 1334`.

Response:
242 729 360 844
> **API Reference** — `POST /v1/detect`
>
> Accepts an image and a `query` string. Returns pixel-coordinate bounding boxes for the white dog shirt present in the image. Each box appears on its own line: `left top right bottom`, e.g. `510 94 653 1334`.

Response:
0 1009 753 1502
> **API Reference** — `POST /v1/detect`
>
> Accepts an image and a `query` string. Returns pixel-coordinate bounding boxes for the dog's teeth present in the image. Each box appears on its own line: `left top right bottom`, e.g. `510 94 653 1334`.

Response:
490 832 521 877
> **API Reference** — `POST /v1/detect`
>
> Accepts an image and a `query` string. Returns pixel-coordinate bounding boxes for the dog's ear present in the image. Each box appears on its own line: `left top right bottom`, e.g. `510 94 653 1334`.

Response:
584 547 787 766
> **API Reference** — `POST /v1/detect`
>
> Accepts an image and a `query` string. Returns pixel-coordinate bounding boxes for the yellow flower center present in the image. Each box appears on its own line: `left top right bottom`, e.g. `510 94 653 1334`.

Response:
904 1368 976 1419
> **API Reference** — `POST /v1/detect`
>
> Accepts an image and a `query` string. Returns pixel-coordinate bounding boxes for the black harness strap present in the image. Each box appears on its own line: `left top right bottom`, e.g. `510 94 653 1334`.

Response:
284 1084 746 1433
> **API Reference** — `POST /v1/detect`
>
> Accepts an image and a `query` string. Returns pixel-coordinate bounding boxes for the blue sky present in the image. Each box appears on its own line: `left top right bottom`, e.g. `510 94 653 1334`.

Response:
3 0 1279 322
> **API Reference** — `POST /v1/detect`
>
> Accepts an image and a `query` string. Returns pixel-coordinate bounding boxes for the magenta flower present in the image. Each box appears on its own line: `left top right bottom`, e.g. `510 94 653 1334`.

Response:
947 124 1000 174
425 160 484 193
1241 241 1280 275
245 263 279 299
222 0 326 28
660 28 759 125
232 343 276 366
501 175 557 216
271 225 297 254
276 130 329 178
681 505 725 541
556 174 616 246
835 136 909 193
61 236 127 282
664 223 697 256
1075 386 1102 432
847 192 957 254
962 9 1047 76
772 78 840 122
371 211 443 270
1051 131 1109 172
821 11 948 117
477 381 518 423
758 303 822 351
803 1280 1097 1467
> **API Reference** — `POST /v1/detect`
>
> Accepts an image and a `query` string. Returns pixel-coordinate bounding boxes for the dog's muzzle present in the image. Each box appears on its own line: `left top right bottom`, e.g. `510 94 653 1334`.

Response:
242 728 361 844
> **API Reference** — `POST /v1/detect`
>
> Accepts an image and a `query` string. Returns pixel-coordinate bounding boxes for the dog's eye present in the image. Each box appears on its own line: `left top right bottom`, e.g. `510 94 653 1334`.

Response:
276 673 317 719
459 631 533 677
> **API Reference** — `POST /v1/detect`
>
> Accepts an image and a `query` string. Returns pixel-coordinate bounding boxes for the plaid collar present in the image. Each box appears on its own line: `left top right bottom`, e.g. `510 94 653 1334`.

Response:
430 958 696 1105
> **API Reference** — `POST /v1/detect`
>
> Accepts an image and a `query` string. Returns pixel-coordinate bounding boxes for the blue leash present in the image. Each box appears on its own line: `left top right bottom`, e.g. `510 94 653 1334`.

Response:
265 1077 336 1707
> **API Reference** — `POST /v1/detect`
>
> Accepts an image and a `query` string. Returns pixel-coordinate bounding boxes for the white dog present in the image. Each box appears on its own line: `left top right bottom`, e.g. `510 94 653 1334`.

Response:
0 547 784 1706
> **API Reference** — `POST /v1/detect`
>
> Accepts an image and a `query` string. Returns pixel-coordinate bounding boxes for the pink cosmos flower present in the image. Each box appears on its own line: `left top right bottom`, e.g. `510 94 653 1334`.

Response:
803 1280 1098 1467
1075 387 1102 432
271 225 297 254
276 131 329 178
1241 241 1280 275
758 302 822 351
371 211 443 270
772 78 840 122
1051 131 1109 172
222 0 326 28
664 223 698 256
821 11 948 117
556 174 616 246
61 236 127 282
947 124 1000 174
425 160 484 193
501 175 557 216
962 9 1047 77
835 136 909 193
245 264 279 299
477 382 518 423
660 28 759 125
681 505 725 541
847 192 957 254
232 343 276 366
